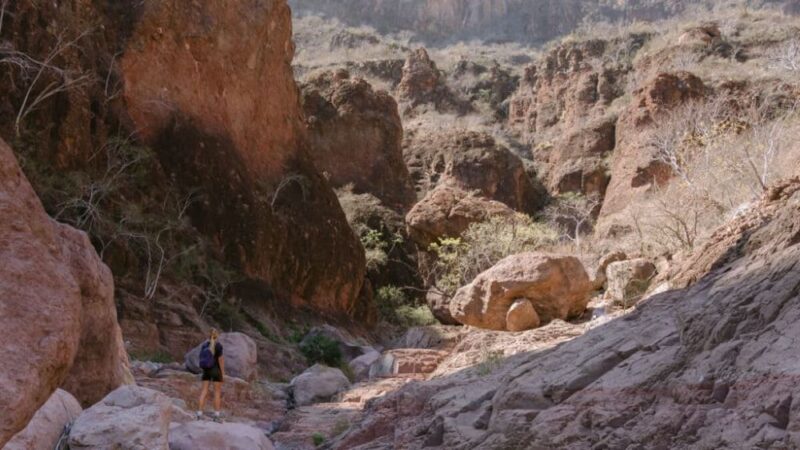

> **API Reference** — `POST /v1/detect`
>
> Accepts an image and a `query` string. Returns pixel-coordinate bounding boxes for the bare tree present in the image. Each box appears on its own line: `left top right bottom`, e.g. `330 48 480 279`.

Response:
770 39 800 73
544 193 600 253
0 29 93 136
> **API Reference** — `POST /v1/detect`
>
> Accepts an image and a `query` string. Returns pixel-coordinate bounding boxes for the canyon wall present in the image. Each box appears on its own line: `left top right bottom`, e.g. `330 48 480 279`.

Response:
121 0 369 319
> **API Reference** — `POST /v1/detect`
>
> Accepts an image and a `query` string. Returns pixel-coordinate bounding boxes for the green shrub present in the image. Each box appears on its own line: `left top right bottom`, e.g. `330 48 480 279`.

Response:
427 215 558 295
129 350 175 364
299 335 342 367
375 286 437 327
312 433 326 447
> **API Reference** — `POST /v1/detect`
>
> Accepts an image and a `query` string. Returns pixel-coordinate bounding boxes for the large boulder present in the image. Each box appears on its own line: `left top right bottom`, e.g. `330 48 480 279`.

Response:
0 139 130 447
169 421 275 450
121 0 368 321
185 333 258 381
450 253 593 331
68 386 172 450
4 389 81 450
301 70 415 209
606 258 657 307
406 183 515 248
290 365 351 406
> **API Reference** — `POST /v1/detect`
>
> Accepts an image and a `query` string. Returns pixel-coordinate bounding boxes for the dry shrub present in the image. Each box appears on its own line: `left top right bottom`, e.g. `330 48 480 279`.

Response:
627 93 799 255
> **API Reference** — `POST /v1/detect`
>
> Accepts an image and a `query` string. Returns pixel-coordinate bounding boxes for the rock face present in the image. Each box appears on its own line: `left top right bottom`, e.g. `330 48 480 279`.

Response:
290 365 352 406
405 130 544 212
333 178 800 449
599 71 706 220
508 39 632 199
0 139 130 447
606 258 657 307
121 0 368 320
301 70 415 209
169 422 275 450
68 386 172 450
4 389 82 450
185 333 258 381
450 253 593 331
405 183 516 247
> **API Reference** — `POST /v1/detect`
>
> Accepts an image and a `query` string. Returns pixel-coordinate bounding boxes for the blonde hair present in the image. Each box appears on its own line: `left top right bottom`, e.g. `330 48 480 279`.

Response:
209 329 219 355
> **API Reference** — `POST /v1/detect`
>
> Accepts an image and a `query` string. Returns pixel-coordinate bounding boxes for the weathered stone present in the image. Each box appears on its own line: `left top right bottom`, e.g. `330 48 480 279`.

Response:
302 71 415 209
606 258 658 307
290 365 351 406
169 421 275 450
0 138 130 447
68 386 172 450
450 253 593 331
4 389 81 450
505 299 541 332
406 183 515 248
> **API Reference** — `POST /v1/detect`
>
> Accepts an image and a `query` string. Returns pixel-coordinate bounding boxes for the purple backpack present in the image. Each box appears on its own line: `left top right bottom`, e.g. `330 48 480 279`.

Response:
199 342 215 369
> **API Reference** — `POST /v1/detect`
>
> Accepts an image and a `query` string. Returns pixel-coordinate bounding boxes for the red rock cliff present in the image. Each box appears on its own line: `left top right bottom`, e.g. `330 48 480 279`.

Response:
120 0 369 319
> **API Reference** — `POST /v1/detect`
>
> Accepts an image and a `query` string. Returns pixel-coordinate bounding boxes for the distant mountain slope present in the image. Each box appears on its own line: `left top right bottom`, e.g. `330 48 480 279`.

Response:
289 0 800 44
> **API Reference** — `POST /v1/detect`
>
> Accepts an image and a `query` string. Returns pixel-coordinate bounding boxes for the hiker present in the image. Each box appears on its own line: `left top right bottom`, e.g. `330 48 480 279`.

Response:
196 329 225 421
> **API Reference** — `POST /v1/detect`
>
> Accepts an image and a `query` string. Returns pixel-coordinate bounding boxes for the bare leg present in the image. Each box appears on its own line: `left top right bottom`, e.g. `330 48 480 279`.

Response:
198 381 210 412
213 382 222 413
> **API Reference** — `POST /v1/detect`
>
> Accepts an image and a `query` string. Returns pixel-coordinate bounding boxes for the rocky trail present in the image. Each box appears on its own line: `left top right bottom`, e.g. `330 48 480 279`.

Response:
124 308 618 449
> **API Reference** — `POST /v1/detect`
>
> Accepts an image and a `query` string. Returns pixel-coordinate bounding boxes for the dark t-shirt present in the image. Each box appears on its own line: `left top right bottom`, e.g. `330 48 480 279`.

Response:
203 341 224 369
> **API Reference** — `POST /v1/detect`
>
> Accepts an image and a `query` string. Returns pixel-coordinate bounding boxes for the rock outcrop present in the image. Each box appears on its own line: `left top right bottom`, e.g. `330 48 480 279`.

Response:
449 253 594 331
599 71 706 220
121 0 368 319
405 183 515 248
397 48 466 113
302 70 415 209
508 38 634 199
333 177 800 449
185 333 258 381
405 130 544 213
0 139 130 447
4 390 82 450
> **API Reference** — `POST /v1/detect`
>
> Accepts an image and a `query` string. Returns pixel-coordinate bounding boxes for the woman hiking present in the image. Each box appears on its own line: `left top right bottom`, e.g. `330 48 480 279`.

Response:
196 329 225 421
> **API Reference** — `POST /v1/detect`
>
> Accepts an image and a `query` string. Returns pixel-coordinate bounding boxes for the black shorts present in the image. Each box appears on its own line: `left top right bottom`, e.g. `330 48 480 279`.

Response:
201 366 222 382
